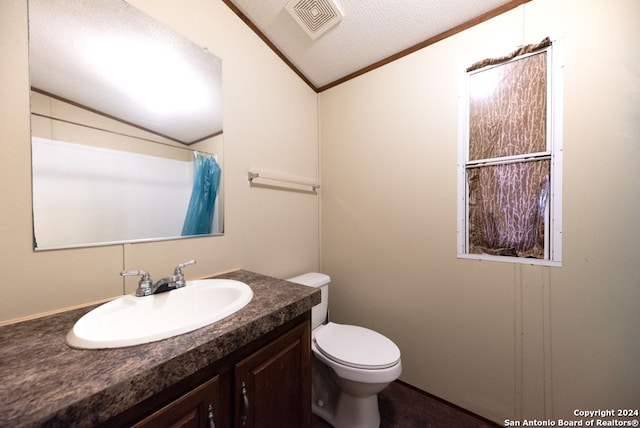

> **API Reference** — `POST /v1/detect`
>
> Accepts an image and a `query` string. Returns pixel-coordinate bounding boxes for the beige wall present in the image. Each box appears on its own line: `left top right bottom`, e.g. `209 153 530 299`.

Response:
320 0 639 423
2 0 639 424
0 0 319 322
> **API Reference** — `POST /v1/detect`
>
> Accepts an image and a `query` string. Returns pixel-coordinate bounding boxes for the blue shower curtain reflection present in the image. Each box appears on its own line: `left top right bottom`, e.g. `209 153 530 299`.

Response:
181 152 221 236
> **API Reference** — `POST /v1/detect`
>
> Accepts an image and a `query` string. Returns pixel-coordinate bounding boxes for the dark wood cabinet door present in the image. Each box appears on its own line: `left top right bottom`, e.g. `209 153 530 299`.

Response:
234 322 311 428
132 374 226 428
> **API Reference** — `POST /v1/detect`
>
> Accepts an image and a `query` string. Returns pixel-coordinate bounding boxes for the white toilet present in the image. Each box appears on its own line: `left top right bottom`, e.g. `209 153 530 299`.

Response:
287 272 402 428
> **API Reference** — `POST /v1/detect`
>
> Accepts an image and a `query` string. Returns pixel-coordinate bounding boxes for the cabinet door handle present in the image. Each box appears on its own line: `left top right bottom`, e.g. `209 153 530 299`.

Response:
241 381 249 427
207 404 216 428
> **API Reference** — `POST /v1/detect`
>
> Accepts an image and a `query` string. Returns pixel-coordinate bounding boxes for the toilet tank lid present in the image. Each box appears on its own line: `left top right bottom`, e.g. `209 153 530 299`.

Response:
287 272 330 287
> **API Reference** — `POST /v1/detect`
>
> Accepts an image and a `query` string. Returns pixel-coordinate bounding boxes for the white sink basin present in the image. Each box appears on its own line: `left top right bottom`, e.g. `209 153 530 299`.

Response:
66 279 253 349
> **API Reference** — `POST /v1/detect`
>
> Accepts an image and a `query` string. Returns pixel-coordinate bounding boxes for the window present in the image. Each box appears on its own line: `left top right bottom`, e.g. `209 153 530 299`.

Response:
457 37 563 266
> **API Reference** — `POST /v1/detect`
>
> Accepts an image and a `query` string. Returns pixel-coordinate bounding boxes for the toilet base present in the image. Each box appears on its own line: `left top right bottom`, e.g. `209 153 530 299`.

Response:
335 392 381 428
312 357 340 425
313 392 381 428
312 356 383 428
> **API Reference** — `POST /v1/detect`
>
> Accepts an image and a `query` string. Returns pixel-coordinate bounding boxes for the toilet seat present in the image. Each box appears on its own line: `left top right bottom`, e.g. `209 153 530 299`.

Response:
313 322 401 370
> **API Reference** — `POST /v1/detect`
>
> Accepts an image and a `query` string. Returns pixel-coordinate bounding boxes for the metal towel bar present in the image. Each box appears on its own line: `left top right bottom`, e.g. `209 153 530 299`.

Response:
248 171 320 191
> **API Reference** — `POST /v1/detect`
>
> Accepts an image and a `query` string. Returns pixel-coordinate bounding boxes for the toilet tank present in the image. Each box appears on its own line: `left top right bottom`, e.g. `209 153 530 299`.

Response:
287 272 330 329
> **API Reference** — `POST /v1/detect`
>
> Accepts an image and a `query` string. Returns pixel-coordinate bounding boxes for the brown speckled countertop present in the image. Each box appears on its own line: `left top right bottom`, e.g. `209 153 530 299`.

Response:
0 270 320 427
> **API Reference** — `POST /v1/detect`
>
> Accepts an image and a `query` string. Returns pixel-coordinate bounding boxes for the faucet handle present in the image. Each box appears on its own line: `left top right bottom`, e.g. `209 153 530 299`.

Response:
174 260 197 275
121 270 153 296
173 260 197 288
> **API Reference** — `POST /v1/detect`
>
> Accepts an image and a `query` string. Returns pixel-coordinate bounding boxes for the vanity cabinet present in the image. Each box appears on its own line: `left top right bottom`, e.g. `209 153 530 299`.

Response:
234 320 311 428
132 375 225 428
112 316 311 428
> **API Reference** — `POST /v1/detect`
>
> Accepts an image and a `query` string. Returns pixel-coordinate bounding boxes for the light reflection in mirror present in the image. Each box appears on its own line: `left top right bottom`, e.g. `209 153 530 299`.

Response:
28 0 224 250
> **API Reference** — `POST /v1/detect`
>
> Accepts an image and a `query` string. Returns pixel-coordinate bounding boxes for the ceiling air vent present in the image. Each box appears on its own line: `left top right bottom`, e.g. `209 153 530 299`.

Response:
285 0 343 40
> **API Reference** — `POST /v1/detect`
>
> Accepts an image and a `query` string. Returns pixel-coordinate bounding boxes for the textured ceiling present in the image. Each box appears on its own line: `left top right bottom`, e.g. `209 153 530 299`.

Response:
225 0 529 91
29 0 223 144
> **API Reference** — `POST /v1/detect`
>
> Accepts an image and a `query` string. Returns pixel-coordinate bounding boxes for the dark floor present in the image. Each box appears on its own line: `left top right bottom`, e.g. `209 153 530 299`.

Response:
311 381 500 428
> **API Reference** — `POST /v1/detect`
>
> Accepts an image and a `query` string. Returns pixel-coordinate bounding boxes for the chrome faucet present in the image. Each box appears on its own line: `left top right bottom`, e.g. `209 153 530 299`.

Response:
121 260 197 297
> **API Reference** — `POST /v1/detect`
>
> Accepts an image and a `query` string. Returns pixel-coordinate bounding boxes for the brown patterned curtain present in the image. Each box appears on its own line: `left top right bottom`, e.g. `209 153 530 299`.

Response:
468 161 549 258
466 37 551 72
466 39 551 259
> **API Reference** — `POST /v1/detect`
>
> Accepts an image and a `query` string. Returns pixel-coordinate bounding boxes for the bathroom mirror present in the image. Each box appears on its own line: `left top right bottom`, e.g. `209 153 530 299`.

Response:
28 0 224 250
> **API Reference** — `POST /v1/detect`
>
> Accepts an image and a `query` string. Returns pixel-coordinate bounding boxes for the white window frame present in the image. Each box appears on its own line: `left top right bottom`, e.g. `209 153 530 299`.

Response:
457 37 564 267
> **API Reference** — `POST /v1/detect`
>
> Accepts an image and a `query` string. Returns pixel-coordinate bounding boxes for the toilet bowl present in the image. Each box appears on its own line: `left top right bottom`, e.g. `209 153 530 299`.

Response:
287 273 402 428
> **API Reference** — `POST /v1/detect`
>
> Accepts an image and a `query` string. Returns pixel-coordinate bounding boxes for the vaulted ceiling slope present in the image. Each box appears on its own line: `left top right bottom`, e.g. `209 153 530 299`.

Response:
30 0 223 145
224 0 531 92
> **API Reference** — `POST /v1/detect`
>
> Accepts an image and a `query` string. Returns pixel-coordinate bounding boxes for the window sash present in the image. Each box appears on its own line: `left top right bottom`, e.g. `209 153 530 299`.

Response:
457 38 563 266
467 51 549 161
465 152 551 169
466 159 550 259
